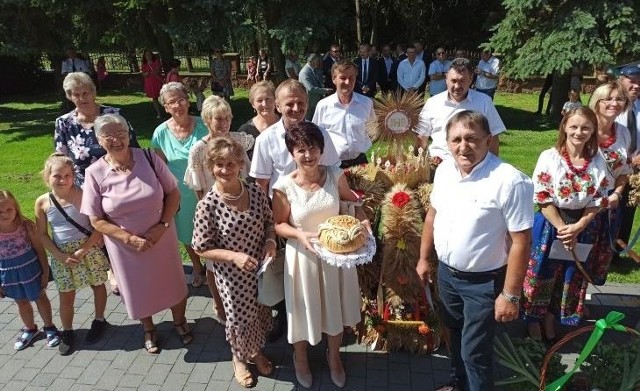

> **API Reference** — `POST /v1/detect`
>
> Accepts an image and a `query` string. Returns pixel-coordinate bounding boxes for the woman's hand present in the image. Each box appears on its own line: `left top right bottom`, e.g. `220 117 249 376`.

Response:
232 253 258 272
126 234 153 252
144 225 167 247
360 219 373 235
73 248 87 261
556 223 583 250
263 239 277 260
607 192 621 209
297 231 318 254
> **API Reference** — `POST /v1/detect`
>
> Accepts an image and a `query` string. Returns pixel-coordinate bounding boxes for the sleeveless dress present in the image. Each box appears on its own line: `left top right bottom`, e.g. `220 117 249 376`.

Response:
191 184 272 360
142 59 163 99
272 166 361 344
0 223 42 301
152 117 208 244
46 202 109 292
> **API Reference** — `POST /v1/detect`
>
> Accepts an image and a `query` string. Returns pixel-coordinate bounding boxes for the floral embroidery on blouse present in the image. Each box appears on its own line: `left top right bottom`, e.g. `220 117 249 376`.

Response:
533 148 608 208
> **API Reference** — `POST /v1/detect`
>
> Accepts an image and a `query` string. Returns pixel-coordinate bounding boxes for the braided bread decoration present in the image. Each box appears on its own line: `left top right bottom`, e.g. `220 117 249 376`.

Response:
317 215 366 254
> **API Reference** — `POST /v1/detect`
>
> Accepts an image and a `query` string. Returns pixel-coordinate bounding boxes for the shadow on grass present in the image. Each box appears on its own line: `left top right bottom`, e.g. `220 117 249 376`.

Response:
609 256 640 277
495 104 559 132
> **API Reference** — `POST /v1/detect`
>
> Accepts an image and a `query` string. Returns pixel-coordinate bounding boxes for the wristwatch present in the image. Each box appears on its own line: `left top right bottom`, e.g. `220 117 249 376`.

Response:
501 291 520 305
158 220 169 228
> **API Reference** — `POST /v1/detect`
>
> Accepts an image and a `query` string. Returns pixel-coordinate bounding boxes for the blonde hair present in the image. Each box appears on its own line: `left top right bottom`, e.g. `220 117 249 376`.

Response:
205 137 246 173
588 81 630 113
248 81 276 105
63 72 96 99
41 153 75 185
200 95 233 125
0 190 26 227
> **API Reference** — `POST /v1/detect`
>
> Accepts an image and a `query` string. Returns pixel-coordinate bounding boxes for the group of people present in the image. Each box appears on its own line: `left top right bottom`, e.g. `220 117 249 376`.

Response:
2 45 638 390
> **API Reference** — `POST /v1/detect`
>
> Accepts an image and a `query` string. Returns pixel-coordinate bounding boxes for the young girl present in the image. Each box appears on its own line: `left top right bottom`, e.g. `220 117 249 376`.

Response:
247 56 257 83
561 88 582 116
0 190 61 351
96 56 108 91
34 153 110 356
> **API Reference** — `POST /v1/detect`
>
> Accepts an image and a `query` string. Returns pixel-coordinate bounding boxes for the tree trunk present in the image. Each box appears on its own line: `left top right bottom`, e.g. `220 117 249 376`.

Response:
551 72 571 125
147 2 174 72
355 0 362 44
263 6 286 83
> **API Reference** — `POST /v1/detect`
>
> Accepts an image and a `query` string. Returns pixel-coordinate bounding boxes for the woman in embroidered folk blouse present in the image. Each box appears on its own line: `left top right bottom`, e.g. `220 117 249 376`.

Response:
522 107 610 342
587 82 633 286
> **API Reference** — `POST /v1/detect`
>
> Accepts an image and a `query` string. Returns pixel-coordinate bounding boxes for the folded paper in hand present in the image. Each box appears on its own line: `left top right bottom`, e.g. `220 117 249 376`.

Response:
549 240 592 263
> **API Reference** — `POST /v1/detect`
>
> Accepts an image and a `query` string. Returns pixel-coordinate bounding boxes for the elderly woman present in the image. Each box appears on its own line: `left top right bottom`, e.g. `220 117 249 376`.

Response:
81 114 191 353
152 82 208 287
55 72 140 188
192 137 275 388
522 107 610 343
588 82 633 285
237 81 280 159
272 122 366 389
184 95 252 321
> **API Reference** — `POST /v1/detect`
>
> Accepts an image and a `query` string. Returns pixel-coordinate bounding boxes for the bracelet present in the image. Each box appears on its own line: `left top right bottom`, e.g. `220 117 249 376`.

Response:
265 238 277 247
501 290 520 305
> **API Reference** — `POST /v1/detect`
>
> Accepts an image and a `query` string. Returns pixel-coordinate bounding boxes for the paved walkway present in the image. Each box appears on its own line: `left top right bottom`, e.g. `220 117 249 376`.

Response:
0 276 638 390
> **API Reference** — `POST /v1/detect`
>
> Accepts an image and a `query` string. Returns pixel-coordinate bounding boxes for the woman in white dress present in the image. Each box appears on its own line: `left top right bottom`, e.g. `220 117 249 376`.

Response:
272 122 368 389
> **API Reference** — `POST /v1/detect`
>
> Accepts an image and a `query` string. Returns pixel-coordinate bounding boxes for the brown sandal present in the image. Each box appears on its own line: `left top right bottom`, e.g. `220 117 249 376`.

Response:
143 329 159 354
232 359 255 388
174 320 193 345
250 351 273 376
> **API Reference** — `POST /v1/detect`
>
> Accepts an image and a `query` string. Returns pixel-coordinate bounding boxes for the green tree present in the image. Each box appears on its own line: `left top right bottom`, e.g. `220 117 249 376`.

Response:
488 0 640 122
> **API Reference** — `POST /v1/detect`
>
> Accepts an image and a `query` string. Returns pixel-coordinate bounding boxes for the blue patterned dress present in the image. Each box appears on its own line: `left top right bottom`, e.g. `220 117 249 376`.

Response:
0 223 42 301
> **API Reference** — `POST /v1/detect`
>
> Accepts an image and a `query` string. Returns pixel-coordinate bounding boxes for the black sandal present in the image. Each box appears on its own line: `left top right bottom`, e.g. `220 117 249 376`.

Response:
143 329 159 354
174 320 193 345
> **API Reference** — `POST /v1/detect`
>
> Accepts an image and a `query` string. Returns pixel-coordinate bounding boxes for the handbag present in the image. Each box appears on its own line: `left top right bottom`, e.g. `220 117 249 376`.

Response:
257 249 285 306
48 193 109 260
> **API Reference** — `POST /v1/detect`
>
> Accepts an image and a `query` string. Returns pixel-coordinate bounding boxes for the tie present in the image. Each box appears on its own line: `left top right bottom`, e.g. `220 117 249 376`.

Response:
72 59 76 72
629 106 637 154
362 60 367 84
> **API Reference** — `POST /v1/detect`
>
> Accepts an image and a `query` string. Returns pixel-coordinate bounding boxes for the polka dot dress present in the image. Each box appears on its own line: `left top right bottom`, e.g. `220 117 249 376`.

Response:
192 183 272 361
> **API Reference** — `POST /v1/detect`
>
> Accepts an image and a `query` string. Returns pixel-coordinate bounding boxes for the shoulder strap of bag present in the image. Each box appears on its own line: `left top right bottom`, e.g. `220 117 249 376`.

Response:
48 192 92 237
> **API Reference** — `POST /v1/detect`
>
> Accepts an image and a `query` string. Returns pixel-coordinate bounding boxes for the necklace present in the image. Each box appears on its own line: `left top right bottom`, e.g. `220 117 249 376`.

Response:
599 123 617 148
561 149 591 175
105 154 132 172
215 182 244 201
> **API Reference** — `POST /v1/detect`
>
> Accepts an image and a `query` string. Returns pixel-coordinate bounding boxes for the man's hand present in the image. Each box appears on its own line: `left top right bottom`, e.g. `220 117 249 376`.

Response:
416 258 432 285
494 293 519 322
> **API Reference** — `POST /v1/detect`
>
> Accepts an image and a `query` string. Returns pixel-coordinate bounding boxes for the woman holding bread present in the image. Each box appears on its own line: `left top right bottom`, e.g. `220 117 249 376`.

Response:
272 122 367 389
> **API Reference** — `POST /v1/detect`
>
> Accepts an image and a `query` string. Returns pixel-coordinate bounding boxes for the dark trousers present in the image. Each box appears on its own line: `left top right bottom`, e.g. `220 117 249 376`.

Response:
340 153 368 169
616 185 637 257
437 262 505 391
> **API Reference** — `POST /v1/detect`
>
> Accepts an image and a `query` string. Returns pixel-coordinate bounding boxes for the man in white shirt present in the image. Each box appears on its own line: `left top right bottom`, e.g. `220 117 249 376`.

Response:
313 60 374 168
615 64 640 260
416 57 505 159
474 49 500 100
428 48 451 96
417 110 533 391
396 46 426 95
250 79 341 196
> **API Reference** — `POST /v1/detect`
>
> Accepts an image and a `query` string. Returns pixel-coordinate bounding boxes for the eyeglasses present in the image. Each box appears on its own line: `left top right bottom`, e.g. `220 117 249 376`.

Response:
164 97 188 107
98 132 128 141
436 52 445 55
600 97 627 103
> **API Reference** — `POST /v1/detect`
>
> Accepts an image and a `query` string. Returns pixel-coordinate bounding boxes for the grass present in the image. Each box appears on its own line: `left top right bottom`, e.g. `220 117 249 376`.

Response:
1 89 638 283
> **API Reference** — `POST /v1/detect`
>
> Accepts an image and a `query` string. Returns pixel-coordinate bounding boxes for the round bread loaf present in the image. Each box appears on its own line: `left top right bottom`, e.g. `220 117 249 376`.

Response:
317 215 366 254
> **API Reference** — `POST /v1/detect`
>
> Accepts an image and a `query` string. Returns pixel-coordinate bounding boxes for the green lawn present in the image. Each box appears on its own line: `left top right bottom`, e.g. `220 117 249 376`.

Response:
1 89 638 282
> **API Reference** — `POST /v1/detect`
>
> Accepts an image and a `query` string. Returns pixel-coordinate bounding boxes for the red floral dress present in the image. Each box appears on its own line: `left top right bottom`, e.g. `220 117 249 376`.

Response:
522 148 609 326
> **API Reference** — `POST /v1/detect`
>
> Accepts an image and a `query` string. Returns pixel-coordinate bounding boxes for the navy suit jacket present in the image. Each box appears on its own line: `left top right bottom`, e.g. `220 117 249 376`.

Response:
377 56 398 92
353 56 378 97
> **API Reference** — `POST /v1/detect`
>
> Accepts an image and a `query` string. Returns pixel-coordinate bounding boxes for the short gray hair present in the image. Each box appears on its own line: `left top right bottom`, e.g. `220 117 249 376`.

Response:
94 114 129 137
159 82 190 105
63 72 96 99
201 95 233 125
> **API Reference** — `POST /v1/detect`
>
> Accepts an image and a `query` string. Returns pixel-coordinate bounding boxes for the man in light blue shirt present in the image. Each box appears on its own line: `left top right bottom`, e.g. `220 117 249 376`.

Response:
396 46 426 95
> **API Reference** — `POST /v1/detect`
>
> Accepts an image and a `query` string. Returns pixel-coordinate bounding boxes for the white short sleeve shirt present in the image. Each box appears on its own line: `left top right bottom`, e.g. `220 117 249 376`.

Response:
249 119 341 196
428 59 452 96
312 92 374 160
416 89 506 159
430 153 534 272
475 56 500 90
